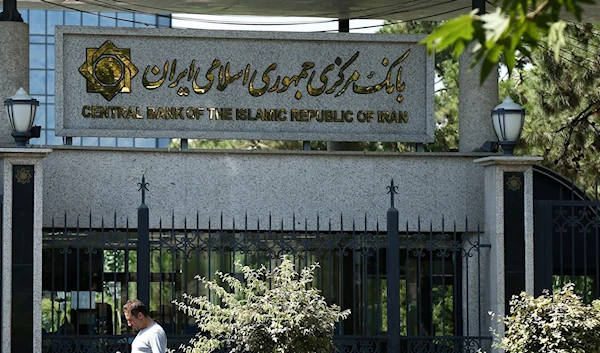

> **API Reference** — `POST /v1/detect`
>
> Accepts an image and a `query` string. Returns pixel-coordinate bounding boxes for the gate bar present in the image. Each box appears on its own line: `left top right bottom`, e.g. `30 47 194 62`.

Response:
386 180 400 352
137 175 151 307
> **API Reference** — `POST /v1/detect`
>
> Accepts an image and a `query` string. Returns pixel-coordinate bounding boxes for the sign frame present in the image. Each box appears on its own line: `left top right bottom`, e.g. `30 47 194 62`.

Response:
56 26 435 142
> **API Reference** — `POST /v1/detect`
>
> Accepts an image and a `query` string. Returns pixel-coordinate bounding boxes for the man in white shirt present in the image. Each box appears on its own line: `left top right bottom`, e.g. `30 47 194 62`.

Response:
121 299 167 353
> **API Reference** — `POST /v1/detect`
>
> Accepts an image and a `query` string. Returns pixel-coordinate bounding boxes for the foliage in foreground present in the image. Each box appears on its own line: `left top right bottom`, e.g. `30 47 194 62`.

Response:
172 257 351 353
492 283 600 353
421 0 593 83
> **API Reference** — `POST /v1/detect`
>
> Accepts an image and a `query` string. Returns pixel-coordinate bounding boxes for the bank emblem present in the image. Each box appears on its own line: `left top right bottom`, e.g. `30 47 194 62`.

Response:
79 40 138 101
15 168 32 185
506 175 522 191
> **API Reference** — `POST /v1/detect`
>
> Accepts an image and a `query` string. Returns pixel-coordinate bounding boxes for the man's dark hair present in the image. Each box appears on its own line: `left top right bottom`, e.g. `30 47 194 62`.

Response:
123 299 150 317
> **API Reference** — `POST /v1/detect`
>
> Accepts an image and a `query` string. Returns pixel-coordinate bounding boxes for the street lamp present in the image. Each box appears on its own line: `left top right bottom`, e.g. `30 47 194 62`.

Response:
4 88 40 147
491 96 525 155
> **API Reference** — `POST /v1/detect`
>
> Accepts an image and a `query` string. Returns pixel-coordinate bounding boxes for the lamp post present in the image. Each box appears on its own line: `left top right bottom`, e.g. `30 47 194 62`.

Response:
0 0 23 22
4 87 40 147
491 97 525 155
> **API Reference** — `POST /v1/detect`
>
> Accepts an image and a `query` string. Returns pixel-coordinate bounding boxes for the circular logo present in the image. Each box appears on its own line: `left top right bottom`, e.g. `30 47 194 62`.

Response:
15 168 32 185
79 40 138 101
93 55 125 86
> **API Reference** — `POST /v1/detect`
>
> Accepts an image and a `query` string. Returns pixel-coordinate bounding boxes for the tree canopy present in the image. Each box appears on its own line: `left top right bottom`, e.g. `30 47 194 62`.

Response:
510 22 600 188
421 0 595 82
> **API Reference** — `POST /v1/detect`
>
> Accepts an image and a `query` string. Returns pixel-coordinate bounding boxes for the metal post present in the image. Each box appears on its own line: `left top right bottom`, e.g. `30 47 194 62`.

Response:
339 18 349 33
533 200 553 296
386 179 400 353
137 176 150 307
327 17 361 152
472 0 485 13
0 0 23 22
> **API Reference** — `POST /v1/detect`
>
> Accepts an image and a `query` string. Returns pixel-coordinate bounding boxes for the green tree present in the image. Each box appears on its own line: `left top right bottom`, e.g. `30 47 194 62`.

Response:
491 284 600 353
172 256 350 353
502 22 600 190
421 0 594 82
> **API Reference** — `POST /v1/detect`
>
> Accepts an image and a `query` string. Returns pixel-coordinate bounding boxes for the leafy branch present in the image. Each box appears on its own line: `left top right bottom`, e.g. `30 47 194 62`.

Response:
553 99 600 167
420 0 594 82
172 256 350 353
491 284 600 353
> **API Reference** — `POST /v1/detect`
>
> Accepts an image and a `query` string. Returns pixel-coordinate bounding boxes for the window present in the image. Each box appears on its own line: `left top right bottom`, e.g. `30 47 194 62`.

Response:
25 9 172 147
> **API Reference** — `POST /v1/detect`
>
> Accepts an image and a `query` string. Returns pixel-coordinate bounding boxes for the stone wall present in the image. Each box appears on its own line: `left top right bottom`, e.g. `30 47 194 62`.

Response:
42 147 487 231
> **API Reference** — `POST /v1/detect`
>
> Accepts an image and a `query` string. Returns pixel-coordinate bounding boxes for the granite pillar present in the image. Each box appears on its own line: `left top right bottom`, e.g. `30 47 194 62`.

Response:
473 156 541 347
1 148 52 353
0 22 29 147
459 48 498 153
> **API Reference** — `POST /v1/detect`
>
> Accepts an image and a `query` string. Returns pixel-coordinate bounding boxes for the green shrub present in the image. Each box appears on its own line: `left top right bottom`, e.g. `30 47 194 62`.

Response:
492 283 600 353
172 256 350 353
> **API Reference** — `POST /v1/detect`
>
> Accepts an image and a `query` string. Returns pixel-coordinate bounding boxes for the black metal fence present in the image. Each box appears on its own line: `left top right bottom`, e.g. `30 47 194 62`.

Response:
41 180 491 353
533 166 600 301
535 198 600 301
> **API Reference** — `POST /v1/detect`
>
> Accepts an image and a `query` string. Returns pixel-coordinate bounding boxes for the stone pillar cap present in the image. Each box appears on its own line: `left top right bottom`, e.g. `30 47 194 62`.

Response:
474 155 543 167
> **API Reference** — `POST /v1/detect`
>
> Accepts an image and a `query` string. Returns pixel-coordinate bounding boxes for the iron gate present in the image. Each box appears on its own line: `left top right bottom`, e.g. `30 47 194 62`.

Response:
41 180 491 353
534 199 600 301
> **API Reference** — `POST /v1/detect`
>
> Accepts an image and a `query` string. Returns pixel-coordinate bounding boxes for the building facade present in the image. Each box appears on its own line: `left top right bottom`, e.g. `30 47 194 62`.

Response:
24 9 171 148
